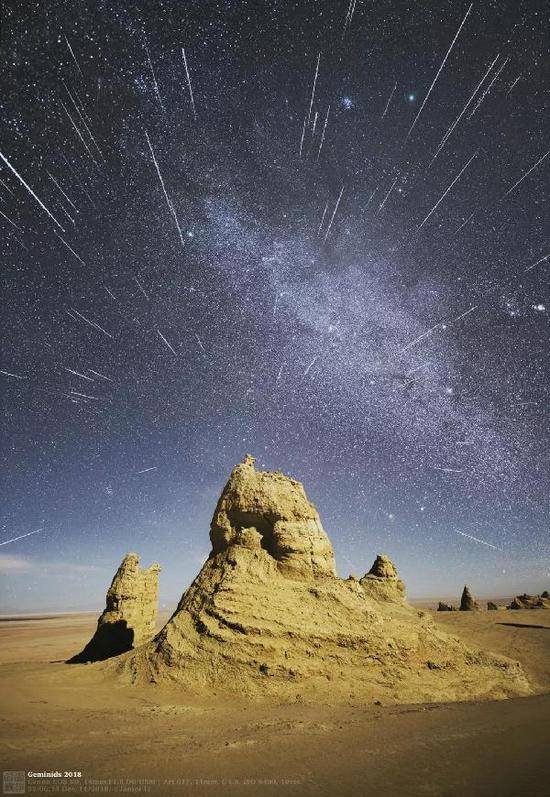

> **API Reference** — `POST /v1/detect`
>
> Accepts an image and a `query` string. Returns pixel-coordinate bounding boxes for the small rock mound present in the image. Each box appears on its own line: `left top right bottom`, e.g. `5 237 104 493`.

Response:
368 554 398 578
459 585 479 611
360 554 405 602
437 602 456 612
487 601 499 611
507 593 550 610
69 553 160 663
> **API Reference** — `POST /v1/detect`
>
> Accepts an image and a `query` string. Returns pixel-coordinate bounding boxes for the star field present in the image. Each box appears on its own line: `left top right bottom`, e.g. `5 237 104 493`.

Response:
0 0 549 610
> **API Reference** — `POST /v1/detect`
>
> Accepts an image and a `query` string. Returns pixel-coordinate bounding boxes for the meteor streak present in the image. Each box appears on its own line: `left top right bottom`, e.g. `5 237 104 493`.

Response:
0 370 25 379
455 530 502 550
298 113 307 159
88 369 114 382
134 276 149 300
382 82 397 118
304 356 318 376
59 100 98 165
0 528 44 546
195 333 206 354
46 171 79 212
104 286 118 300
0 209 23 232
451 306 477 323
145 130 185 248
64 85 104 159
377 176 399 214
323 184 345 243
524 254 549 273
406 3 473 142
65 367 94 381
501 150 549 200
467 57 509 120
145 43 164 110
393 323 443 357
54 230 86 265
307 53 320 127
317 201 329 235
431 55 499 164
418 151 477 230
181 48 197 119
0 149 65 231
65 34 83 75
69 307 113 338
316 104 330 161
157 329 177 355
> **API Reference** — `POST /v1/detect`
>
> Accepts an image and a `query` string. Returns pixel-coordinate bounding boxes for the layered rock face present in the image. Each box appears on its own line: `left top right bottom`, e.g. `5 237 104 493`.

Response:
459 585 479 611
507 593 550 610
70 553 160 663
209 454 336 579
119 457 530 703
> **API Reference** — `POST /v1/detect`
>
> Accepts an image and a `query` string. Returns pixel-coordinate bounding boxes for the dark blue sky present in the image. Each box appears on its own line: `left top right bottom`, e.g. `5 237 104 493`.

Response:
1 0 548 611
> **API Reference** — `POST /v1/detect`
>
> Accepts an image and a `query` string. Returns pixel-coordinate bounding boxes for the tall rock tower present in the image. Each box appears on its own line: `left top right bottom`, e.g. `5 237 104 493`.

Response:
459 584 479 611
69 553 160 663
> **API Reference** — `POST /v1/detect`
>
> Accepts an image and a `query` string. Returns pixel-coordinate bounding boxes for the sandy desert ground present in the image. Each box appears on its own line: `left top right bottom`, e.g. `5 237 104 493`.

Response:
1 608 549 797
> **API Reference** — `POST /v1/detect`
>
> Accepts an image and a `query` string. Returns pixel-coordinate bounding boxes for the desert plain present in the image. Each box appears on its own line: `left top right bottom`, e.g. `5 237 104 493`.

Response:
0 606 549 797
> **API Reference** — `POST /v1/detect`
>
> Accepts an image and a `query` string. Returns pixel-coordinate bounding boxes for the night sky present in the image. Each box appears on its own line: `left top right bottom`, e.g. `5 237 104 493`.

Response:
1 0 549 612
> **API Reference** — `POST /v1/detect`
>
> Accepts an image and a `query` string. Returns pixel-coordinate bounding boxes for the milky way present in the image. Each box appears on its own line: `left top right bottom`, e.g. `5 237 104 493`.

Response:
0 0 548 610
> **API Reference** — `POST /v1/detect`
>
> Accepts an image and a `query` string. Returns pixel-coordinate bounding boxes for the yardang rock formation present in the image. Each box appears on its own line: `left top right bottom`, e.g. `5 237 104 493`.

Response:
118 456 529 703
459 585 479 612
70 553 160 663
507 593 550 610
359 554 405 602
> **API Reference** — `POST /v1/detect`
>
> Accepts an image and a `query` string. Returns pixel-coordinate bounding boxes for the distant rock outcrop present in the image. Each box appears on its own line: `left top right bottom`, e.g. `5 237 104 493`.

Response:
487 601 499 611
69 553 160 663
360 555 405 602
437 602 456 612
541 590 549 599
507 593 550 610
117 456 529 703
459 585 479 611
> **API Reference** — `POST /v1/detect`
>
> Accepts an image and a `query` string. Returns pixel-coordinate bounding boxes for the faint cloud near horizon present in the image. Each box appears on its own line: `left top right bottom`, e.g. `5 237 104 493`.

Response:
0 554 99 575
